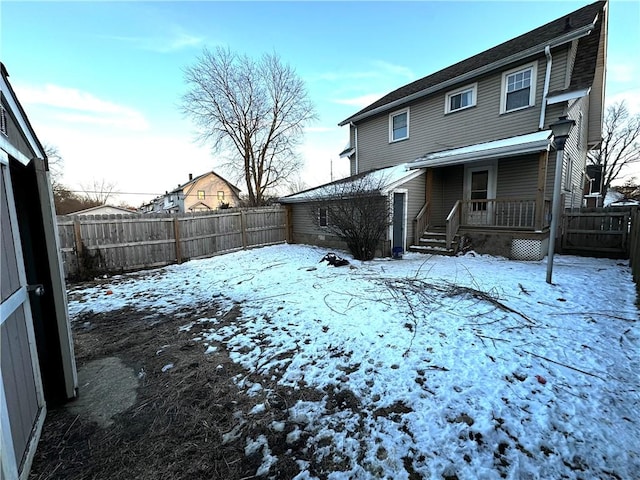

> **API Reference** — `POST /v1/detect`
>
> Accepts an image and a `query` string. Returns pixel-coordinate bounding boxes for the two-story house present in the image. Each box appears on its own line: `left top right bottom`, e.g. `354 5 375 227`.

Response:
281 1 607 260
140 171 241 214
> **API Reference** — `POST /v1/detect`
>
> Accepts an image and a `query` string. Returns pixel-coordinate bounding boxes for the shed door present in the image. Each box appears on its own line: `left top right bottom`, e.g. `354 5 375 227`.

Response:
1 159 46 480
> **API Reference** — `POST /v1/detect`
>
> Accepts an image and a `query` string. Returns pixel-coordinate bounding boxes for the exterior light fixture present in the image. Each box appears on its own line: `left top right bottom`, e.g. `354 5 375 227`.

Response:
546 115 575 284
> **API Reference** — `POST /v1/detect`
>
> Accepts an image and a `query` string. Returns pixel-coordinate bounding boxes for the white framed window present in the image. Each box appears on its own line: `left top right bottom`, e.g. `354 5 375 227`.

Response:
445 83 477 113
318 207 328 227
0 105 7 136
389 108 409 142
197 190 205 200
500 62 537 113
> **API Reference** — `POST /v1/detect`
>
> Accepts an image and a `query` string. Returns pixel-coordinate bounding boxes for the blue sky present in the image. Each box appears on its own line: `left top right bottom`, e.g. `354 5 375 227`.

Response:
2 1 638 206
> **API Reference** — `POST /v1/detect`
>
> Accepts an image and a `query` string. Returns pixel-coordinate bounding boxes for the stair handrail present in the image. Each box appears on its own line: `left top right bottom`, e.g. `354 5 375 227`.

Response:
446 200 461 250
414 201 430 245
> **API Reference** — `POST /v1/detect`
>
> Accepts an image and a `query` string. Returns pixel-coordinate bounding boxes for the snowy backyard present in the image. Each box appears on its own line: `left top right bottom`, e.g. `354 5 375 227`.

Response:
49 244 638 479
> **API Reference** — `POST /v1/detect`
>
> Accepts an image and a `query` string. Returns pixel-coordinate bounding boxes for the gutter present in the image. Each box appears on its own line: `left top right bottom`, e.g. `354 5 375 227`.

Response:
338 22 596 127
539 46 553 130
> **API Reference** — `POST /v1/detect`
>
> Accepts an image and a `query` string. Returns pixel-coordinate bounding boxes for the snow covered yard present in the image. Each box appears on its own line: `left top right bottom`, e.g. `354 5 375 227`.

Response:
66 244 639 480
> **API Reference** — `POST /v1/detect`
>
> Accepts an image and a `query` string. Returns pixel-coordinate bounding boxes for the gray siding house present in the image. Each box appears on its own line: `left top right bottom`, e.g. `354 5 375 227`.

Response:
282 1 607 260
1 63 78 479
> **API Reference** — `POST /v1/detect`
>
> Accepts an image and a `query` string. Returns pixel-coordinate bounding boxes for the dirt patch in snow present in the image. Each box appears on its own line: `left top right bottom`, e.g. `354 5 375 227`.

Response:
28 301 324 480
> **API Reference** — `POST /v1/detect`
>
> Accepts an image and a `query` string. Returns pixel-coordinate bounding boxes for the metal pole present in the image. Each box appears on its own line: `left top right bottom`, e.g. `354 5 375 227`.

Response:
546 142 565 284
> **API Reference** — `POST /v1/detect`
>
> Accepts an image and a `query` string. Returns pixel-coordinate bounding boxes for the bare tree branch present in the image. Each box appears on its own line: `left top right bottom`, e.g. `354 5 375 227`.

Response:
588 101 640 191
309 174 391 260
182 47 317 206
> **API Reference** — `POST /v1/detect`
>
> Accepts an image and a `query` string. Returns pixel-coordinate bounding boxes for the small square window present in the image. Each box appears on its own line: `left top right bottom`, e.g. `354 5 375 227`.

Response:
197 190 205 200
217 191 225 202
501 63 536 113
0 106 7 136
445 84 477 113
318 207 328 227
389 109 409 142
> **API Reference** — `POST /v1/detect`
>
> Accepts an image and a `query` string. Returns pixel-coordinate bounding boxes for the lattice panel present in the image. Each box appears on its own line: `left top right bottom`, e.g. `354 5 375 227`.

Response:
511 238 546 261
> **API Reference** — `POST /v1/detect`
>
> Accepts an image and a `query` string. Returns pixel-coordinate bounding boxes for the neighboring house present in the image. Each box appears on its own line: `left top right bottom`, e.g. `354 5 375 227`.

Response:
140 171 241 214
281 1 607 260
70 204 137 216
1 63 78 479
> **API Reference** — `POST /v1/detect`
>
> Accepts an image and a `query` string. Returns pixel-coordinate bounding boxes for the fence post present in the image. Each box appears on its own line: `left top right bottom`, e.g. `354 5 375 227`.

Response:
240 210 248 249
173 216 182 264
73 216 84 276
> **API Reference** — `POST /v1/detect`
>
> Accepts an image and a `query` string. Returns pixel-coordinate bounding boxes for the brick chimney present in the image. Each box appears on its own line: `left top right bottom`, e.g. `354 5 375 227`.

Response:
189 173 193 181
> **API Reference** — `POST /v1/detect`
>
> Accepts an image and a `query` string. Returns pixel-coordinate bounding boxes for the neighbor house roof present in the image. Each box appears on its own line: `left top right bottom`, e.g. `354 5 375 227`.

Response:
410 131 553 169
169 171 242 195
338 1 605 126
279 164 424 204
70 205 136 216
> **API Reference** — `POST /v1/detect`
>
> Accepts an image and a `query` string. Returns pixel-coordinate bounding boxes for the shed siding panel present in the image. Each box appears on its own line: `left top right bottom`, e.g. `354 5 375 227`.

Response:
355 47 571 173
1 306 39 466
1 169 20 301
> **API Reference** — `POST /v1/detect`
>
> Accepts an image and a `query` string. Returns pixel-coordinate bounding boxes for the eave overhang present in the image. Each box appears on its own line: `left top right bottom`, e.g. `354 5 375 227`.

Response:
410 131 553 169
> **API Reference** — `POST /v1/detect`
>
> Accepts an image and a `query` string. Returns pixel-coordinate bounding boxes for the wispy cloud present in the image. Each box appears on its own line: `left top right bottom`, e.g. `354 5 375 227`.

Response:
106 27 203 53
333 94 384 108
316 60 415 84
16 84 149 131
606 88 640 116
608 63 635 84
370 60 415 81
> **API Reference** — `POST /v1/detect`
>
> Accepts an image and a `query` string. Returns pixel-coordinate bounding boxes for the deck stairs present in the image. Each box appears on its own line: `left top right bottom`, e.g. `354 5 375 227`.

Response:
408 228 459 256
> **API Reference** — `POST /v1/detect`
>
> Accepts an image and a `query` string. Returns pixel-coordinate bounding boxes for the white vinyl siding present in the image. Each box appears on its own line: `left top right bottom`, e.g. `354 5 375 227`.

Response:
445 83 477 114
500 62 538 114
389 108 409 142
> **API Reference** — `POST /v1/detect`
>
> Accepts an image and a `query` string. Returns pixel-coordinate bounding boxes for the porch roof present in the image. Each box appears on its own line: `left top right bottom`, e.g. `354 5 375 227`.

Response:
410 130 552 169
279 163 424 204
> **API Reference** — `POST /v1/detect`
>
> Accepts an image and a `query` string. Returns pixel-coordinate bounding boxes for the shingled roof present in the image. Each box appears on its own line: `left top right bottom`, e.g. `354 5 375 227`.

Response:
339 1 605 126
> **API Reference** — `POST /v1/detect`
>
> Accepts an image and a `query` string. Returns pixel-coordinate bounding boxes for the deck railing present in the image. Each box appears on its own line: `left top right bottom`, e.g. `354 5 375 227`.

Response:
459 198 541 229
446 200 461 249
414 201 430 245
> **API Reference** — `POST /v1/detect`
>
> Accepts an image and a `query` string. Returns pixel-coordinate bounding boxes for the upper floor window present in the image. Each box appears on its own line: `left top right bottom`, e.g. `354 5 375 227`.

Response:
1 105 7 136
501 63 537 113
197 190 205 200
445 84 477 114
389 108 409 142
217 191 225 202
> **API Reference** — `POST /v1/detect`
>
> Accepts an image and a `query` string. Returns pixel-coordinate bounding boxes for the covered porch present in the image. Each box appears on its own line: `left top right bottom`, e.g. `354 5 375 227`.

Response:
409 131 555 257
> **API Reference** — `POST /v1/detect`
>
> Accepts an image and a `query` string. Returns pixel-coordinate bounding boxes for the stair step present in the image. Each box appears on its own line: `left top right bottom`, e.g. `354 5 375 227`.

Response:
408 245 456 256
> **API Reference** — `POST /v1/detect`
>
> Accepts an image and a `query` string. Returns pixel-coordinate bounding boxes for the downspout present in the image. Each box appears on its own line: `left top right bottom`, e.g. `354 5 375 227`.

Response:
350 122 359 174
539 45 553 130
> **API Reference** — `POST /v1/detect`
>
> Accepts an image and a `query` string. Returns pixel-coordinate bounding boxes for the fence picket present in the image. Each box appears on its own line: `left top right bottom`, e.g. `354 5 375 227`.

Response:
57 207 287 279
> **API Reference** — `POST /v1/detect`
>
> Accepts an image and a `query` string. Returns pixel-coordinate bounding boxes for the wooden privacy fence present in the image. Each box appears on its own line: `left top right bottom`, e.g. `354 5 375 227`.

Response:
56 207 288 279
561 208 633 257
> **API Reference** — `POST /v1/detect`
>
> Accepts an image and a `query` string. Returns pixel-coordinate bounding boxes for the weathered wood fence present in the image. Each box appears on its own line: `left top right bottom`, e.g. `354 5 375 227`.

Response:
561 207 634 257
57 207 287 279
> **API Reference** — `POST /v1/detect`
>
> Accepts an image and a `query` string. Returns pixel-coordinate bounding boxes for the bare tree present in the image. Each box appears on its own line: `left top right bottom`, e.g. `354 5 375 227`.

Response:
310 174 391 261
588 101 640 192
182 47 317 206
43 143 64 186
80 179 117 205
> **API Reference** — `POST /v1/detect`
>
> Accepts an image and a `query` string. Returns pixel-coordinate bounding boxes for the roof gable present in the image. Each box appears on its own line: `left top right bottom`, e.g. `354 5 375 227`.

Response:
339 1 605 126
